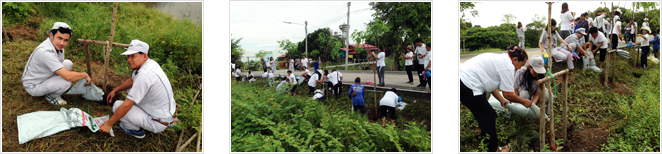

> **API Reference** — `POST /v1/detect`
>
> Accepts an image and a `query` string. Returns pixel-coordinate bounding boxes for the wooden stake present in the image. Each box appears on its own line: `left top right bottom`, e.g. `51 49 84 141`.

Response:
538 83 546 151
176 129 185 152
84 44 92 78
78 39 129 48
103 2 119 92
177 131 199 152
563 73 568 147
196 128 202 152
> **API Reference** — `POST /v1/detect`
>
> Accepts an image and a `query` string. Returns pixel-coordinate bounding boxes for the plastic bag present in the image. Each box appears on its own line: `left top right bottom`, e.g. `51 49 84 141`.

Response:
66 79 104 101
17 107 114 144
487 92 548 120
396 102 408 110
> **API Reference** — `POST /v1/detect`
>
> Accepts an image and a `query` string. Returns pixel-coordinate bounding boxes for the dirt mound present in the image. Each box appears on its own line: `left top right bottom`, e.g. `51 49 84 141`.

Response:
566 125 610 152
610 82 633 95
3 25 39 41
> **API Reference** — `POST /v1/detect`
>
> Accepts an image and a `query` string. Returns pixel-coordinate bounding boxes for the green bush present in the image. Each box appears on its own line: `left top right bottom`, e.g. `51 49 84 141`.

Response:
2 2 36 24
464 24 518 50
231 80 431 152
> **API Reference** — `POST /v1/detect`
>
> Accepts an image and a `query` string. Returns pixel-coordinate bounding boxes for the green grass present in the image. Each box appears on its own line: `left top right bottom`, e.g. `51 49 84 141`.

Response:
231 79 431 152
460 48 660 152
460 47 503 55
2 2 201 152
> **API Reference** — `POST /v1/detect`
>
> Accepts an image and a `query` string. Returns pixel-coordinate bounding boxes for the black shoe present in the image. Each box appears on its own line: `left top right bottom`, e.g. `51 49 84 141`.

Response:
416 84 424 87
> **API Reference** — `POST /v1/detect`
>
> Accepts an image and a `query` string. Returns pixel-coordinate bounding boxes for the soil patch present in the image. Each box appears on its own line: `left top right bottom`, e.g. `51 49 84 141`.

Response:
565 124 610 152
610 82 633 95
3 25 38 41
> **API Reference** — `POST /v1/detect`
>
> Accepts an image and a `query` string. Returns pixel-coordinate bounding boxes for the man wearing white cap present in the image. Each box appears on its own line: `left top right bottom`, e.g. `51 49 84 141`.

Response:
22 22 93 105
562 28 589 57
100 40 177 138
641 18 649 32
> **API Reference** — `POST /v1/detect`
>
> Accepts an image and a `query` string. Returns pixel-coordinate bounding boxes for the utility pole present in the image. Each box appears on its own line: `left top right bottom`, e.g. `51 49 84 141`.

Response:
305 21 308 59
345 2 351 71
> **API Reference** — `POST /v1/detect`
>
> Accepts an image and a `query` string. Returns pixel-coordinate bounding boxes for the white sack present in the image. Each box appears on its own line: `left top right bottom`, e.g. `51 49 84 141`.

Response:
66 79 104 101
17 108 114 144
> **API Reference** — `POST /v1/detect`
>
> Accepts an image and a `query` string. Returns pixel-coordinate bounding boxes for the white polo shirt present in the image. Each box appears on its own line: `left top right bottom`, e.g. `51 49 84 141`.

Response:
328 71 343 86
301 58 309 69
589 32 608 49
415 44 428 64
308 73 319 87
405 51 414 66
288 73 297 85
460 53 516 96
127 59 176 123
612 21 621 37
560 11 573 31
304 69 311 76
424 50 432 70
379 91 399 107
234 68 241 77
22 38 66 88
377 52 386 67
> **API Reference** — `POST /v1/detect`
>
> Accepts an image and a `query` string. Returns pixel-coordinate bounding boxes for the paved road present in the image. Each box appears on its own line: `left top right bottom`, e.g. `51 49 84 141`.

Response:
460 37 640 63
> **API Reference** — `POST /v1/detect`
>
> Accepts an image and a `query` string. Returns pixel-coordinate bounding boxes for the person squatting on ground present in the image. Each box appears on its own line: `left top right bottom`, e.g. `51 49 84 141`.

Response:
559 2 575 39
562 28 589 57
413 38 428 88
589 27 609 69
328 69 344 99
22 22 93 105
651 30 660 58
636 26 652 69
400 45 415 85
371 46 386 87
234 66 242 81
348 77 366 114
517 22 527 49
379 88 400 128
99 40 177 139
287 70 298 96
538 19 578 73
460 46 533 152
513 55 552 117
308 70 326 95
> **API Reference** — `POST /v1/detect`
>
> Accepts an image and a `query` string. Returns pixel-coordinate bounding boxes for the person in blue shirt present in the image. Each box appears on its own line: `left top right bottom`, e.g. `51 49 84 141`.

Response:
313 59 320 72
650 30 660 58
348 77 366 114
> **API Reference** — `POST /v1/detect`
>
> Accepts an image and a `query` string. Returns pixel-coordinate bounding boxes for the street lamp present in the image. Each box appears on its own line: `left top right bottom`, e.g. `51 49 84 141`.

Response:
283 21 308 59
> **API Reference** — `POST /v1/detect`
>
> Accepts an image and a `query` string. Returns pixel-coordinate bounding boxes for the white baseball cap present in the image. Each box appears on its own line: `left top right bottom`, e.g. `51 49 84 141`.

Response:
120 39 149 55
529 55 546 74
575 28 587 35
46 22 72 36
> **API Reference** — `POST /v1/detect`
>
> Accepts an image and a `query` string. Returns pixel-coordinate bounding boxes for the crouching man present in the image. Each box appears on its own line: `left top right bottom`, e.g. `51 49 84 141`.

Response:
99 40 177 138
22 22 93 105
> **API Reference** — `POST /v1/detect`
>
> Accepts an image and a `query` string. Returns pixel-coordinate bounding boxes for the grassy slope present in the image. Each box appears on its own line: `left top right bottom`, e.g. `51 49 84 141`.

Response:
231 79 431 152
2 3 201 152
460 51 660 152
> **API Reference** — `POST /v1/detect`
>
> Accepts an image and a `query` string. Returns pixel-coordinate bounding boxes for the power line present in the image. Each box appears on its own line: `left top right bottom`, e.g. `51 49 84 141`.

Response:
310 8 372 30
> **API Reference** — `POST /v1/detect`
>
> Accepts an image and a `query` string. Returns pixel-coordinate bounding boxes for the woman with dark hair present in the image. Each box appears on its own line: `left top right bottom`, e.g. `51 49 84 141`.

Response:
460 46 532 152
348 77 366 114
650 30 660 58
539 19 578 73
559 2 575 39
589 27 609 68
517 22 526 49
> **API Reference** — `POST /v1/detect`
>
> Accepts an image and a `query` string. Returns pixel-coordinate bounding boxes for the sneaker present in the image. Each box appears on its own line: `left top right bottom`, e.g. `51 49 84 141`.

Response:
119 123 145 139
45 95 67 105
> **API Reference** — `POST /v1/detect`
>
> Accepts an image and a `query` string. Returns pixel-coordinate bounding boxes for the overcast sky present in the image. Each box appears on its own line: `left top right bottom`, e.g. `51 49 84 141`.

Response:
463 1 646 29
230 1 377 59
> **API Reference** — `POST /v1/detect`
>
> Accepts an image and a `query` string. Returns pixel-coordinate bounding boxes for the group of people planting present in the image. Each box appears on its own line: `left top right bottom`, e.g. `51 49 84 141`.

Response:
21 22 178 139
462 2 660 152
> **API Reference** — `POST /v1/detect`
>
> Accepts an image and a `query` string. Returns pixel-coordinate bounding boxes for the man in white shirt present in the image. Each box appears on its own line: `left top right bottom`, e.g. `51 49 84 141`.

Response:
371 46 386 87
400 46 414 84
641 18 649 32
413 38 428 88
289 58 294 72
100 40 177 139
379 88 400 127
270 57 277 75
327 69 343 98
234 66 242 81
301 55 309 71
22 22 93 105
287 70 298 96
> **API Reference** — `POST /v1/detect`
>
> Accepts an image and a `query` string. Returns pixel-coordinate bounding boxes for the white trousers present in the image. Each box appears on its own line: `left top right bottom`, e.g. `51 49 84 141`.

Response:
112 100 167 133
25 60 73 97
551 48 575 70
